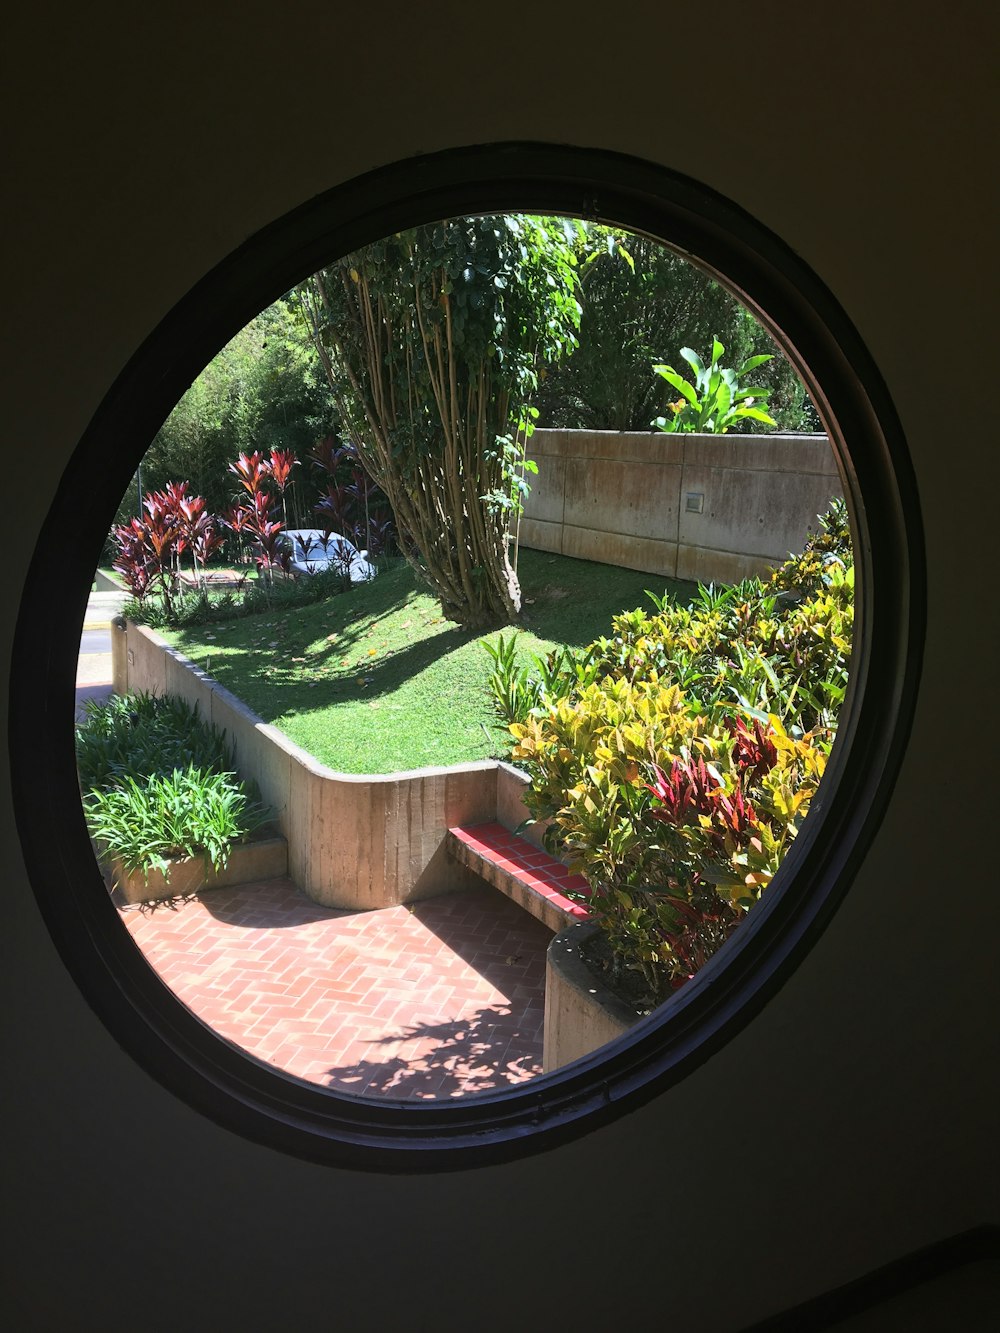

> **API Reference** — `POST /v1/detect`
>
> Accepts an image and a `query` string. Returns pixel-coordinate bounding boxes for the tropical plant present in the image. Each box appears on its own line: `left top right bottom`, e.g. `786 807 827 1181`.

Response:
111 446 304 617
83 766 268 880
76 692 268 881
112 483 222 612
107 296 338 546
223 448 296 588
652 338 777 433
75 691 233 793
482 632 602 730
533 226 817 433
296 214 583 629
501 503 853 1001
310 436 396 562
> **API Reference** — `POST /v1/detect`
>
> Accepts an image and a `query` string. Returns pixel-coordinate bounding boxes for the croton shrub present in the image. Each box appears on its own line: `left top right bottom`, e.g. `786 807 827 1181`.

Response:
504 501 853 1003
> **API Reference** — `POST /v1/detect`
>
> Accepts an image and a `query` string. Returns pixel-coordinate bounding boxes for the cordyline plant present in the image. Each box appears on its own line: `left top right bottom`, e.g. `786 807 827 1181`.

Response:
296 215 582 630
224 448 296 588
309 435 396 561
112 448 302 616
113 482 224 613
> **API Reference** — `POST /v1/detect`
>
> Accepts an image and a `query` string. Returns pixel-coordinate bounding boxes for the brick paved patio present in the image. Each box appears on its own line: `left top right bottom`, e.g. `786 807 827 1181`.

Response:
120 877 553 1099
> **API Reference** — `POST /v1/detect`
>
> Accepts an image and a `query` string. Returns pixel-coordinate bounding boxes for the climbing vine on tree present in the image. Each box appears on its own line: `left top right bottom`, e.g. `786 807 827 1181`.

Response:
297 215 582 629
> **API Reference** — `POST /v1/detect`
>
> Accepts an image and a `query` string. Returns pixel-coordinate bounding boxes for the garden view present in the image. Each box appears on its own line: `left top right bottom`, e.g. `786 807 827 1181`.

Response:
79 216 852 1073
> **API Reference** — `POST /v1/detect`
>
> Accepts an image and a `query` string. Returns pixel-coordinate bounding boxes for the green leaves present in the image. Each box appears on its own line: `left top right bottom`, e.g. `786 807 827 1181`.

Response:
652 337 777 433
77 692 269 879
300 215 584 627
508 502 853 1002
84 766 268 879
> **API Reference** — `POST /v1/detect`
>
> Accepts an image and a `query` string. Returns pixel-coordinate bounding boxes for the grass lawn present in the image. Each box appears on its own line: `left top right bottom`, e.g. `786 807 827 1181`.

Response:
161 549 696 774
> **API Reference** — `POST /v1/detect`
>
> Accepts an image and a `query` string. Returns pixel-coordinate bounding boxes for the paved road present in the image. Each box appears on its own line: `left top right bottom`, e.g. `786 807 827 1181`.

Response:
84 588 128 628
77 594 117 717
80 628 112 655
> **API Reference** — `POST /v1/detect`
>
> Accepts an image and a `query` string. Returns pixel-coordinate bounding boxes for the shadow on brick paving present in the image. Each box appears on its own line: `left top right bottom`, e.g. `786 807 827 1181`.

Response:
323 1000 544 1099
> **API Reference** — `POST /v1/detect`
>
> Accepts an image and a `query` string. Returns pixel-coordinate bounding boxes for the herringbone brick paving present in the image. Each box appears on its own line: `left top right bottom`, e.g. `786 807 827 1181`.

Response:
120 877 553 1099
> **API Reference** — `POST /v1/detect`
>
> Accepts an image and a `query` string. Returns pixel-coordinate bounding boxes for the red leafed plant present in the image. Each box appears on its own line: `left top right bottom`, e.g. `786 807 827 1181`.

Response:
310 436 395 559
646 752 757 842
222 449 297 593
728 714 778 782
112 489 188 613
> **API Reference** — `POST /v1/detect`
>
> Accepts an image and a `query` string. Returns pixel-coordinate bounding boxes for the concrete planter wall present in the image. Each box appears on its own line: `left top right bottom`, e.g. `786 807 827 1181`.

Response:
108 833 288 905
543 921 646 1071
113 619 536 910
520 429 842 585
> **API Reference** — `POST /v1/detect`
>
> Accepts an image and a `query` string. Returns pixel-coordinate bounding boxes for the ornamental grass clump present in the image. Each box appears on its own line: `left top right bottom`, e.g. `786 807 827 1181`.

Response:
76 692 268 883
499 502 853 1003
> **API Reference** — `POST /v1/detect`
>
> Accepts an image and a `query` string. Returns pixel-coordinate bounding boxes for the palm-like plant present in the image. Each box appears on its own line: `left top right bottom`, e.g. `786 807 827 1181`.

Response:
652 338 777 433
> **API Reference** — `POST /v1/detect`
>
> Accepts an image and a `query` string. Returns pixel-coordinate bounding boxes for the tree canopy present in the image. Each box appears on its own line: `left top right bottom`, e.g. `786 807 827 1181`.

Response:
113 298 337 533
534 228 816 432
296 215 582 628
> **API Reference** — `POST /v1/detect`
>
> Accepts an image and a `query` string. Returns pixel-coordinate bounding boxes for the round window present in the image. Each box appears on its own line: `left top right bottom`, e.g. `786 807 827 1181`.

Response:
10 144 922 1170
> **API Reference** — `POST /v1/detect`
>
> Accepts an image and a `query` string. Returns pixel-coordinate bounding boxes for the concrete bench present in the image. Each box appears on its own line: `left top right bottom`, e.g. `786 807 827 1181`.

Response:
446 821 591 933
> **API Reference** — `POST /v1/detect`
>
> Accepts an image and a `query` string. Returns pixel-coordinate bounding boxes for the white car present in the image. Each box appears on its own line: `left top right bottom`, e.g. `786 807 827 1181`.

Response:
281 529 377 582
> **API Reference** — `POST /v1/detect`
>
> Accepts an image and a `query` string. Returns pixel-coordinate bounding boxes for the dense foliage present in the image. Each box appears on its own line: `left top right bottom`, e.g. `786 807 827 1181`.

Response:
296 215 583 628
109 298 338 540
652 338 777 433
533 228 818 433
112 440 391 625
491 502 852 1001
77 693 268 881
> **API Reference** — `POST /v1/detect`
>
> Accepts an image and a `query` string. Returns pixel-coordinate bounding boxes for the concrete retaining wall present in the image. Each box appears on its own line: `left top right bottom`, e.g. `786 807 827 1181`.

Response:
543 921 643 1071
113 620 535 910
519 429 842 584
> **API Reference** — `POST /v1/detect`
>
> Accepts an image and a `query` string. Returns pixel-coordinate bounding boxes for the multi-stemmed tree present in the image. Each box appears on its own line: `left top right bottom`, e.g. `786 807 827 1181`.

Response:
296 215 582 630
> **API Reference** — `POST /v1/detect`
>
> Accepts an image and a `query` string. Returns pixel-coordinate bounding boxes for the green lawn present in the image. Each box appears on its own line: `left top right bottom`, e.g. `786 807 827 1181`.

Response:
162 549 696 774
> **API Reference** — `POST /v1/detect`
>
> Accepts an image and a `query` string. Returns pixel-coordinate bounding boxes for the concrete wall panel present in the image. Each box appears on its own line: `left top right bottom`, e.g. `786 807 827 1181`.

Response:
560 524 679 578
517 516 563 554
523 429 842 584
562 455 681 540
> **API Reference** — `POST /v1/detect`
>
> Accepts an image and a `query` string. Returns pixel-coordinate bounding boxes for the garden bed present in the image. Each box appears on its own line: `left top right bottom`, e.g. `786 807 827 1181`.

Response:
106 828 288 905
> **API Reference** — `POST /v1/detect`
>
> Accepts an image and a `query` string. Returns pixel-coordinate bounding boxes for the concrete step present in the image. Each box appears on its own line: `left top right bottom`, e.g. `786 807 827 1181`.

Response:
446 821 591 933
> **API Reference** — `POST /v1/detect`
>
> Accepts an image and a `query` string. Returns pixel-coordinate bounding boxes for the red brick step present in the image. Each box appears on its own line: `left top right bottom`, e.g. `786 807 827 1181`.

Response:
446 822 591 933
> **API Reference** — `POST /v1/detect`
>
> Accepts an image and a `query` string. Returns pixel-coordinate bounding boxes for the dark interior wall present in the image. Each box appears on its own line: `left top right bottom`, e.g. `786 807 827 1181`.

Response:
3 4 997 1330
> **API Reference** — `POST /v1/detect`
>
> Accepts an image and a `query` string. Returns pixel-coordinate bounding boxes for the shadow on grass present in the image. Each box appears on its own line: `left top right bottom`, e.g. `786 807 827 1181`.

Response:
516 548 697 649
169 550 697 728
209 623 481 723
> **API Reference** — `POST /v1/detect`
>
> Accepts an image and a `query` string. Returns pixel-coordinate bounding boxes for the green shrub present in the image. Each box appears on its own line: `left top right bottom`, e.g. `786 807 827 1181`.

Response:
76 692 268 883
652 338 777 433
84 766 268 879
501 503 853 1002
75 691 232 793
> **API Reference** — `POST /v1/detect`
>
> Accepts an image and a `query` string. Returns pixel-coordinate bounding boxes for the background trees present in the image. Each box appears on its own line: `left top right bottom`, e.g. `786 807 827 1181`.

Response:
111 298 338 535
296 216 582 629
107 219 819 617
533 228 817 432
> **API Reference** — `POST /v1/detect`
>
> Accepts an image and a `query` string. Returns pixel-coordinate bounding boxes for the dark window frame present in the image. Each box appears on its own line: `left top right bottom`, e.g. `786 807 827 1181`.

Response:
9 143 924 1171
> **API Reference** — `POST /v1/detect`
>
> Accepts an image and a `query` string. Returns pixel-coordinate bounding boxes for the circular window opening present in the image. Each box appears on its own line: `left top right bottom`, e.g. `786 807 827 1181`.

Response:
11 145 923 1170
85 214 849 1100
